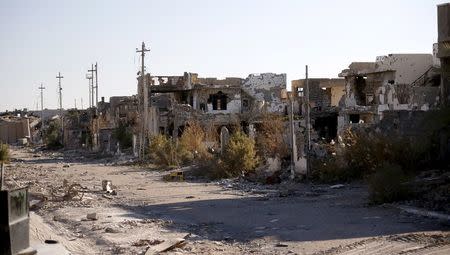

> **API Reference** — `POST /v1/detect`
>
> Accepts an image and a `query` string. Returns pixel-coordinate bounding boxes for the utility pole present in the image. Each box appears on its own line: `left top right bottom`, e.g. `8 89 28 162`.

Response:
94 63 98 109
81 98 84 110
289 91 296 180
136 42 150 159
38 83 46 132
74 99 77 109
88 64 95 109
305 65 311 178
56 72 64 146
86 72 93 108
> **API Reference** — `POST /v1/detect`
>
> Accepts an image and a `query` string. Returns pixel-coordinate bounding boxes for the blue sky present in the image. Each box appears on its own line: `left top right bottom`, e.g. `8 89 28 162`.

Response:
0 0 447 111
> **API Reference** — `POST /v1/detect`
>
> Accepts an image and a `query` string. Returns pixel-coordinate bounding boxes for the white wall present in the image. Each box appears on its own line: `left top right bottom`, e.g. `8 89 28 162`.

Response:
375 54 433 84
242 73 287 113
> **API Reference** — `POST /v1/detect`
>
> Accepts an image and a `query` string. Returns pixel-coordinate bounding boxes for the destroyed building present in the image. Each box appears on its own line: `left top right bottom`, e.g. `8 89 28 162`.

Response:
291 78 345 141
137 72 288 141
63 109 93 149
437 3 450 106
0 115 32 145
94 96 138 153
337 53 440 134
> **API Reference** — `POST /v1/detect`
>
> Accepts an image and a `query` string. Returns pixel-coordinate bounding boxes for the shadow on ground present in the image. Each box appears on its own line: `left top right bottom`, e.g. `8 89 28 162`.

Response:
114 193 449 243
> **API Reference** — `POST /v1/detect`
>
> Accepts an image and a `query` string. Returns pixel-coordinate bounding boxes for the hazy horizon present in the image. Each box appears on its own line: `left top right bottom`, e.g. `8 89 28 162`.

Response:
1 0 447 112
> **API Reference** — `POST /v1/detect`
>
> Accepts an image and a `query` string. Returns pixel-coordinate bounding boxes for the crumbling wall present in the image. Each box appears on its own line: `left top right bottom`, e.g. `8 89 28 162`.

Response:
0 118 30 144
331 86 345 107
410 86 440 111
344 76 358 107
375 54 433 84
196 77 242 86
242 73 286 113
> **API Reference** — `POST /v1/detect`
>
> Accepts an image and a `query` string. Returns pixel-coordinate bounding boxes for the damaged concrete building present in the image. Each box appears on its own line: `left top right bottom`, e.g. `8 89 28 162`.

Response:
0 115 32 145
63 109 93 149
94 96 138 153
291 78 346 141
337 53 441 134
137 72 288 141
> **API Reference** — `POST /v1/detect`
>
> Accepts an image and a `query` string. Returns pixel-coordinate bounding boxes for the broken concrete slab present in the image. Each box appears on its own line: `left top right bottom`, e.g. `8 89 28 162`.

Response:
144 238 185 255
86 213 98 221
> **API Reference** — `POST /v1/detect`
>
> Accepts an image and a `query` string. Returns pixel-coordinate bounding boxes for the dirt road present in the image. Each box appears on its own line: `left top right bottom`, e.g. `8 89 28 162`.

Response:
5 147 450 254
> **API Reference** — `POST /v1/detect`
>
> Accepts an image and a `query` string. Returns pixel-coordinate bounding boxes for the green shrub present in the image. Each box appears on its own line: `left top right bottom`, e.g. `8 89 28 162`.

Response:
45 121 63 149
342 128 426 178
112 121 133 149
311 156 349 183
149 134 176 166
368 163 412 204
218 131 259 178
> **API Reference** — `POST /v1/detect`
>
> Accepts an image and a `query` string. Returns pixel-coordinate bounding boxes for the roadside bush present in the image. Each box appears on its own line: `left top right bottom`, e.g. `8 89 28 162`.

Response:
342 128 426 178
179 121 211 162
368 163 412 204
149 134 177 166
256 113 288 159
218 131 259 178
311 154 349 183
112 121 133 149
45 120 63 149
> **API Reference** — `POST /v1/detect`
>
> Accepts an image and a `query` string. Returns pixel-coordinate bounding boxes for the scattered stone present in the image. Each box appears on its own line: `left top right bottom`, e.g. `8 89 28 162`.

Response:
102 180 113 191
86 213 98 221
105 227 121 233
275 242 289 247
330 184 345 189
63 164 70 168
145 237 186 254
132 239 164 247
185 196 195 199
106 190 117 195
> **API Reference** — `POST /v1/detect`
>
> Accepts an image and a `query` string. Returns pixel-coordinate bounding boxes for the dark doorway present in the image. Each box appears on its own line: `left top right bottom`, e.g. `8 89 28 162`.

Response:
313 114 338 142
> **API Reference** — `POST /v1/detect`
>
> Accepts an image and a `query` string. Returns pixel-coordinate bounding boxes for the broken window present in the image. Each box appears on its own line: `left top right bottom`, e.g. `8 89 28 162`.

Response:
349 114 360 124
200 103 206 112
366 93 374 105
242 99 249 112
355 76 367 105
210 91 227 110
313 114 338 142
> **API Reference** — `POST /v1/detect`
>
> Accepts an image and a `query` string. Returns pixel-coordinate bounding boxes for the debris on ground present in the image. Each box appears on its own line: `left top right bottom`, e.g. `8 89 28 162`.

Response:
163 170 184 182
50 179 84 201
145 236 187 255
131 239 164 247
329 184 345 189
86 213 98 221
